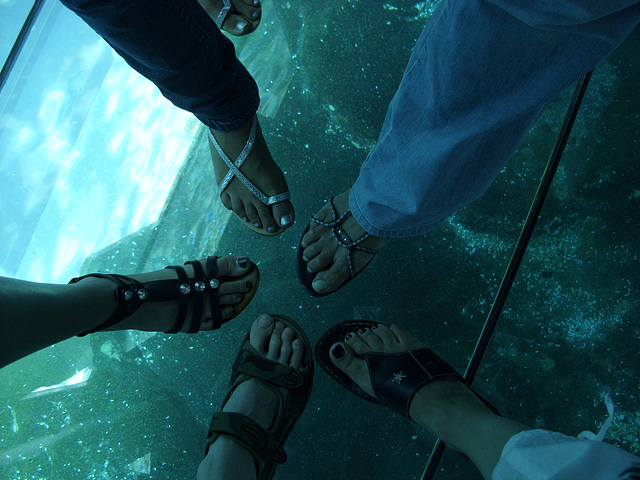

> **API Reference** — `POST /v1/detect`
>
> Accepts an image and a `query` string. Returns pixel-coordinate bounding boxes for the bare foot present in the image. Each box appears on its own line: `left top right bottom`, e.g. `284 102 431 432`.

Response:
210 117 294 235
197 315 305 480
73 255 259 334
300 189 386 294
197 0 262 36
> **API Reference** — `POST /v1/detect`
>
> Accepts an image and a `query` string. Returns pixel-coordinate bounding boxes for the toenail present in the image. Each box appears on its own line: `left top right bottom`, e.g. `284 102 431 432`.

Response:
267 225 275 232
251 11 258 18
371 324 378 329
358 328 366 334
241 216 249 222
332 344 345 359
258 315 273 328
312 279 328 292
281 215 293 226
236 21 247 30
344 333 353 341
236 257 249 268
245 281 251 289
253 0 259 4
253 222 261 227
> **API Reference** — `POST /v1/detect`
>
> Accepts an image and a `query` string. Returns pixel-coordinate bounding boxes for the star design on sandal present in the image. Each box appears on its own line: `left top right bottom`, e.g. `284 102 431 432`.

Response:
392 371 407 384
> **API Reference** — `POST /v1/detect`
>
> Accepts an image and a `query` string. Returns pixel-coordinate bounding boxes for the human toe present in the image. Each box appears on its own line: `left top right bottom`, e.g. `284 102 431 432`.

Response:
249 314 275 352
343 329 374 354
255 203 279 234
329 342 374 397
290 339 304 369
273 200 295 229
228 196 249 223
216 255 254 277
267 322 285 360
234 0 261 21
310 263 348 294
356 327 384 349
389 324 425 349
278 327 295 363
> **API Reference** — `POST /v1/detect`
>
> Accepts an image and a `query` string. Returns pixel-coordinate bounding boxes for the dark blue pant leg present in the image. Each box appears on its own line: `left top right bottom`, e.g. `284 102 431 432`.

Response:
60 0 259 131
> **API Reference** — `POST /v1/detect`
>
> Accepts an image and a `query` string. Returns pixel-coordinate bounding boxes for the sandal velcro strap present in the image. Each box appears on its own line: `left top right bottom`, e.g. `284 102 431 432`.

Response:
233 350 304 388
208 412 287 465
364 348 463 420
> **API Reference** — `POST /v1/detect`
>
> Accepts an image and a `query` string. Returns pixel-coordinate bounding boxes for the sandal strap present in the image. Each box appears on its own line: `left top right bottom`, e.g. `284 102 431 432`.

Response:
364 348 462 419
210 116 291 206
164 264 190 333
69 273 145 336
215 0 231 28
233 350 304 388
184 260 205 333
207 412 287 465
70 256 223 336
310 197 378 278
206 256 222 330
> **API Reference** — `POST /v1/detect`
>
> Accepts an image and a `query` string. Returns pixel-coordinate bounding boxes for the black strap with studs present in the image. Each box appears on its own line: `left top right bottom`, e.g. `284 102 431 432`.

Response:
70 256 223 336
207 256 222 330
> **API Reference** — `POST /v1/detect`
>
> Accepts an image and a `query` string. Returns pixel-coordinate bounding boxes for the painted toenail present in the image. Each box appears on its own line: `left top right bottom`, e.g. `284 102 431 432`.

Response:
267 226 275 232
236 257 249 268
258 315 273 328
371 324 378 329
281 215 292 226
358 328 366 334
241 216 249 222
251 11 258 18
253 222 261 227
332 344 345 359
236 21 247 30
245 281 251 289
345 333 353 341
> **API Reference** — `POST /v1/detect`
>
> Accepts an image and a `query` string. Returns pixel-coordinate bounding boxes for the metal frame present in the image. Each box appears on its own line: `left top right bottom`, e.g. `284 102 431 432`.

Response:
421 70 594 480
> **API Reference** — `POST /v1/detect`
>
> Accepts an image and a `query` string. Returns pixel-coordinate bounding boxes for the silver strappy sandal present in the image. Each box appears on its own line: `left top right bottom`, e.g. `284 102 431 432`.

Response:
215 0 232 29
209 115 291 235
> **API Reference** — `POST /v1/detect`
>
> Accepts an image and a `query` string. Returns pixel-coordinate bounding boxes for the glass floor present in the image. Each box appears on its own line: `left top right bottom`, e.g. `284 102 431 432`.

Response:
1 1 638 479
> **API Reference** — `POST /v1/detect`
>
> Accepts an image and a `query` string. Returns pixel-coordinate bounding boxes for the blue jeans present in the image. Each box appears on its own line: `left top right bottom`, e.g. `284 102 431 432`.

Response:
350 0 640 238
59 0 259 132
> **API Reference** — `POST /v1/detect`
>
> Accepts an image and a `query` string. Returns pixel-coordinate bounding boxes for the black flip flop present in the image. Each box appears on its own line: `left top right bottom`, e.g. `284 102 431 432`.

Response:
315 321 501 421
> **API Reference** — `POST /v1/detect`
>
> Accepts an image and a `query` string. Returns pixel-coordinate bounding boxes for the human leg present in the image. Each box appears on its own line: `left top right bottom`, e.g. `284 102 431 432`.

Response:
319 322 640 479
60 0 295 234
350 0 640 237
299 0 640 294
0 255 258 368
197 314 313 480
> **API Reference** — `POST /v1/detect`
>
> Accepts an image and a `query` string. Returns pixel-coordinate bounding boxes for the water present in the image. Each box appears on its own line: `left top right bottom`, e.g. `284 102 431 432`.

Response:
1 1 639 479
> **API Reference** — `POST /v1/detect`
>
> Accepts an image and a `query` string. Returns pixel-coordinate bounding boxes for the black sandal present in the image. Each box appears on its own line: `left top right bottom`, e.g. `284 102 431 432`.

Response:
315 321 501 421
69 256 258 336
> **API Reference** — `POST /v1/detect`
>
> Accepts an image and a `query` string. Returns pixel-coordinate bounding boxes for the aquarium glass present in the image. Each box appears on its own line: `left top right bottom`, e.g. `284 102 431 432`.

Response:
0 1 638 479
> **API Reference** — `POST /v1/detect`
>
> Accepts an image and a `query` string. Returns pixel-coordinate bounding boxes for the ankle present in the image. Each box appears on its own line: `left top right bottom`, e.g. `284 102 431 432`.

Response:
201 436 258 480
409 378 489 435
